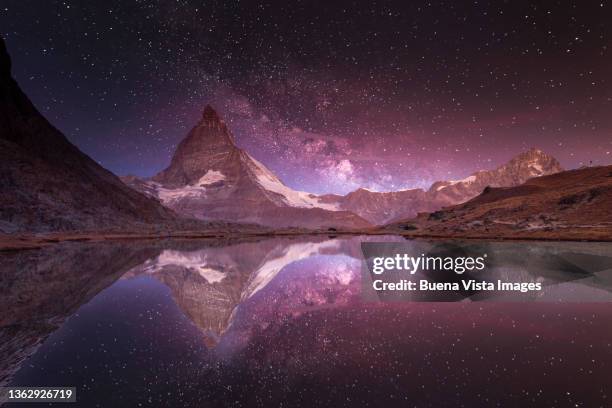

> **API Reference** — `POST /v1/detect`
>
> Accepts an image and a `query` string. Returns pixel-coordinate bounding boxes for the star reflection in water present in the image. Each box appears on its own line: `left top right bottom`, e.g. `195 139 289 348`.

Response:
1 237 611 407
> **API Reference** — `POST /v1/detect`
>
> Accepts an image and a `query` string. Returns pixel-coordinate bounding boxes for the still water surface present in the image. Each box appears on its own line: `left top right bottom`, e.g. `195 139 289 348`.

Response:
1 236 612 407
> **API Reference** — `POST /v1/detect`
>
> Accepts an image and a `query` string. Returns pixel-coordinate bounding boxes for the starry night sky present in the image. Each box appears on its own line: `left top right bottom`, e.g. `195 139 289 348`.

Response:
1 0 611 194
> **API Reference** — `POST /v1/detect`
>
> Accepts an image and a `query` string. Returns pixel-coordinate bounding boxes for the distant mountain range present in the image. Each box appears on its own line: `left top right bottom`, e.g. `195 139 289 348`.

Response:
123 105 563 228
320 148 563 224
385 164 612 240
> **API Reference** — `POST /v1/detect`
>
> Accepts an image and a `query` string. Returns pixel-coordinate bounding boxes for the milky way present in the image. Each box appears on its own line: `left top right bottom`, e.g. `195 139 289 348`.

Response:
1 1 611 194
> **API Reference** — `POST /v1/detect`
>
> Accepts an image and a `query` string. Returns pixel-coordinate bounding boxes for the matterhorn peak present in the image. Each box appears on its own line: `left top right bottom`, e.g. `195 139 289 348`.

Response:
151 104 237 185
197 104 232 137
201 105 221 123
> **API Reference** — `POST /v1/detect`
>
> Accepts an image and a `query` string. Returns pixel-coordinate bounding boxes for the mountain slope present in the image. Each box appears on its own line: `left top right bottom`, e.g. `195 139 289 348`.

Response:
385 165 612 240
326 148 563 225
122 106 371 229
0 37 179 233
427 148 563 205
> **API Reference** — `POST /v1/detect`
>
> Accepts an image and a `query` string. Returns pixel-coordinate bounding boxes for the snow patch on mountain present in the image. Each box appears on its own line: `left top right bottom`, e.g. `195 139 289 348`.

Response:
140 249 227 283
246 153 340 211
438 175 478 191
196 170 225 186
144 170 226 204
196 267 227 283
461 175 477 184
434 184 446 192
528 162 544 175
244 240 341 299
148 182 204 204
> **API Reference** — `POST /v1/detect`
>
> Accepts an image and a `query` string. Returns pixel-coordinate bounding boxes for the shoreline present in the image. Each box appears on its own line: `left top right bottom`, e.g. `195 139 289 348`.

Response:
1 227 611 251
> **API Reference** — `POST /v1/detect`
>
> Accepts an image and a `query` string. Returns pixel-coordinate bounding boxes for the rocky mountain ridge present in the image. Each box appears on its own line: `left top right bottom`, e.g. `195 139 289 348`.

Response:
0 37 179 233
320 148 563 225
385 164 612 240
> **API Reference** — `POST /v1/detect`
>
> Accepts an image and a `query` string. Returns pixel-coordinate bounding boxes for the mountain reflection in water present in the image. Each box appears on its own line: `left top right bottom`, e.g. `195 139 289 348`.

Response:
1 236 612 407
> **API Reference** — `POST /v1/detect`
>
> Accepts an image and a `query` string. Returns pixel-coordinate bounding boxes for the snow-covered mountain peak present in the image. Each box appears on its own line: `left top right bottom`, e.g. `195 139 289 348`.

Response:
123 106 369 228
